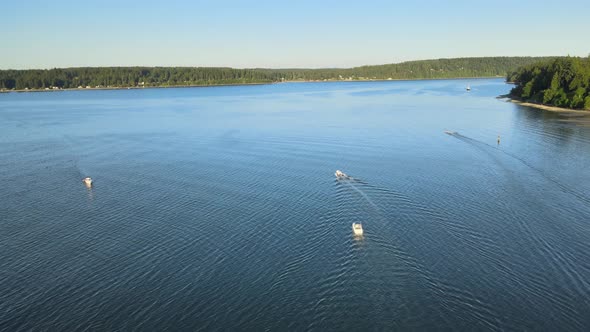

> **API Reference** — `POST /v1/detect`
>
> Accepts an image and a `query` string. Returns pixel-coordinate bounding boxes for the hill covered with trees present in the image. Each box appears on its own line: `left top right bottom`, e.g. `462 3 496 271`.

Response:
1 57 555 91
508 57 590 110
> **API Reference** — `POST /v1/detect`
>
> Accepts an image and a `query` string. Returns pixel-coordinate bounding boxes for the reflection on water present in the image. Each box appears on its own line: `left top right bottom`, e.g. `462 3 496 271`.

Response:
86 187 94 201
1 79 590 331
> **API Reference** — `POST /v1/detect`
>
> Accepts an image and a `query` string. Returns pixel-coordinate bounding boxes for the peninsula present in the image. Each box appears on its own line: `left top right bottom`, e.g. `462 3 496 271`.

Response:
507 56 590 111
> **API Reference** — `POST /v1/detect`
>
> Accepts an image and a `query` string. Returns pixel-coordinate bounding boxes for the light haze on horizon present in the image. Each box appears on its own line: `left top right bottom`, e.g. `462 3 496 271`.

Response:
2 0 589 69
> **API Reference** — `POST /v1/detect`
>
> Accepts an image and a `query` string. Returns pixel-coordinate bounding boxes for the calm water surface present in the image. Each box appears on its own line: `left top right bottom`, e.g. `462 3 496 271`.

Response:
1 79 590 331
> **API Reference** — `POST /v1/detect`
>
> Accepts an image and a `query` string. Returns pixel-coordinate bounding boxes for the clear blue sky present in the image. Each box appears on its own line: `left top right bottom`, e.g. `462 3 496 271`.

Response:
1 0 589 69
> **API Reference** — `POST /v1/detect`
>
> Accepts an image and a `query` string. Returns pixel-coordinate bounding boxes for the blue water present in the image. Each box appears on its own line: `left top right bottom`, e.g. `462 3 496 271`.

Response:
1 79 590 330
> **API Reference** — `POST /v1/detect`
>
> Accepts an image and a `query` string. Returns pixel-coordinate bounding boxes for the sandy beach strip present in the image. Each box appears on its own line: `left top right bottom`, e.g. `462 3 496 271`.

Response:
507 99 589 114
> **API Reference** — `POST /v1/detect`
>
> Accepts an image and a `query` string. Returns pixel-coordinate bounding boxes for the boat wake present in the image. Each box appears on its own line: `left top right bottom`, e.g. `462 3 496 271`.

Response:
329 172 504 328
63 135 95 183
448 132 590 205
341 179 381 212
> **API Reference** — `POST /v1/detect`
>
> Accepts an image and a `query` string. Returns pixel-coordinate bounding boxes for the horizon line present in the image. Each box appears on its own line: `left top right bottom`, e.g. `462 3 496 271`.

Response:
0 55 566 71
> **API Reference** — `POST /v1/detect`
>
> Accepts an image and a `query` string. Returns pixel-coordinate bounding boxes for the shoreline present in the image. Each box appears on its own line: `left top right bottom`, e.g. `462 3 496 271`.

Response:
505 97 589 114
0 76 503 94
0 82 271 94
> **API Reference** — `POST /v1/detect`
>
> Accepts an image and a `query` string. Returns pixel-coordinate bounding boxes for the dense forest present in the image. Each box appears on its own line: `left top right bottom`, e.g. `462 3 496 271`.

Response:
1 57 555 91
508 57 590 110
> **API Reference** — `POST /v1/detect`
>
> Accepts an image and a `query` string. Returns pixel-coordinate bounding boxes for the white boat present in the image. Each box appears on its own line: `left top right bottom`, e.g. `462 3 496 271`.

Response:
466 85 471 91
444 130 457 135
335 170 348 179
83 177 93 187
352 223 363 236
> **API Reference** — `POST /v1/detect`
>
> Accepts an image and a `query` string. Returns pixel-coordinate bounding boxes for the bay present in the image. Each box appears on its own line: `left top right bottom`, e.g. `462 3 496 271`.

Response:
1 79 590 331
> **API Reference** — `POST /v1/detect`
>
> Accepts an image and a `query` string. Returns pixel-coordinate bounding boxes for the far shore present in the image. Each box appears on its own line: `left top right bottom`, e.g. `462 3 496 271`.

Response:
0 76 503 94
0 82 271 94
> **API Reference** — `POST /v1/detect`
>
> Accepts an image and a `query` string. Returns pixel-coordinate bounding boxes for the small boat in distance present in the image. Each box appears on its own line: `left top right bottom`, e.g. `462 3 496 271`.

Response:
83 177 93 188
444 130 457 135
352 223 364 236
335 170 348 179
466 85 471 91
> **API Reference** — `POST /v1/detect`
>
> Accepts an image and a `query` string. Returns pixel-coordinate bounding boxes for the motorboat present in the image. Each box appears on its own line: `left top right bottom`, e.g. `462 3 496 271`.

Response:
466 85 471 91
352 223 364 236
335 170 348 179
83 177 93 187
444 130 457 135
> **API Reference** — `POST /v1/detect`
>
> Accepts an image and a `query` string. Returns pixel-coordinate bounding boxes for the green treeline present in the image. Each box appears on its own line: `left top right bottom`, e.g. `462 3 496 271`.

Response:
1 57 555 91
0 67 276 90
508 57 590 110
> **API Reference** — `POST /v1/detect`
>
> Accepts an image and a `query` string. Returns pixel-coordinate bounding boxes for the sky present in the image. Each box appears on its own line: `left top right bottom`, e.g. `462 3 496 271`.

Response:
1 0 589 69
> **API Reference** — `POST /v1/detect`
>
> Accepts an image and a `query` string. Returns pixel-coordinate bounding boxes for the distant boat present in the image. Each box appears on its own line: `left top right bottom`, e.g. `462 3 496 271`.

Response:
352 223 364 236
83 177 93 187
335 170 349 179
444 130 457 135
466 85 471 91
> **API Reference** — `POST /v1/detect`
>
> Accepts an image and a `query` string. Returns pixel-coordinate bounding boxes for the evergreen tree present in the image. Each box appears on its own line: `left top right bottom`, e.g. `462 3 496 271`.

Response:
508 57 590 110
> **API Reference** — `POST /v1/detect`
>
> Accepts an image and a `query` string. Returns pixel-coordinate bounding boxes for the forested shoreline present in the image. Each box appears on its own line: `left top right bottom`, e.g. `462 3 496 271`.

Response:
1 57 554 91
508 57 590 110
